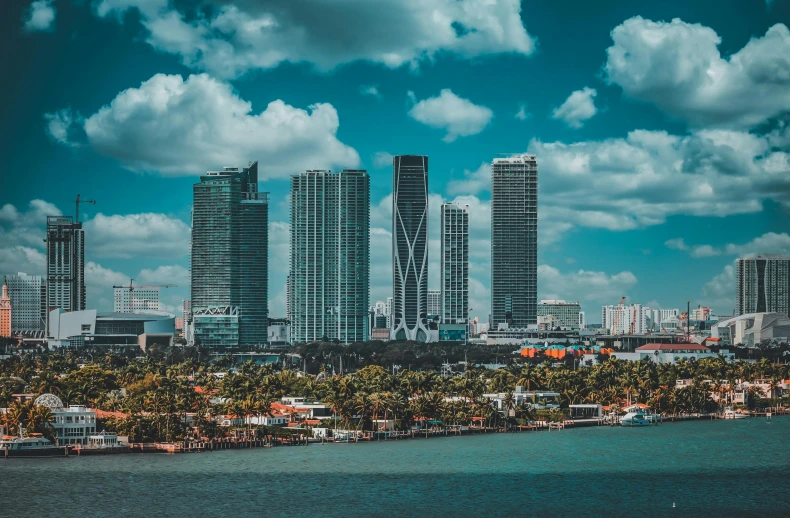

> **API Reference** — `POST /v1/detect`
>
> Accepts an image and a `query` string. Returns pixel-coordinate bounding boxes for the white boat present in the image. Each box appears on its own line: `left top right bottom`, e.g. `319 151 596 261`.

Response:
620 412 651 427
1 432 65 458
722 407 748 420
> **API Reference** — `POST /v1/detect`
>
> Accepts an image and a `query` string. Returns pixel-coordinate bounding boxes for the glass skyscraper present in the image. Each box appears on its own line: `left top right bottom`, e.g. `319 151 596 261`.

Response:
441 203 469 324
5 272 46 332
45 216 85 318
737 254 790 315
491 154 538 328
290 169 369 343
191 162 268 347
391 155 429 342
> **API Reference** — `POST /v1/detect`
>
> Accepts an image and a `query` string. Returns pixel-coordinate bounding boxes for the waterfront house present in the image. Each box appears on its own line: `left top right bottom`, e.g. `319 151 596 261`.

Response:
484 387 561 411
568 404 603 419
611 343 725 364
52 405 98 446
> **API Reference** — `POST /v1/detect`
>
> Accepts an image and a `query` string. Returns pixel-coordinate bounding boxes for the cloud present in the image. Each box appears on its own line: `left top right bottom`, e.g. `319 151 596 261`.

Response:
83 212 191 259
446 163 490 196
515 103 531 120
136 265 190 287
23 0 55 32
95 0 535 79
538 265 638 308
702 263 736 313
0 199 61 250
605 17 790 128
359 85 381 99
408 89 493 142
44 109 84 147
667 232 790 259
664 238 688 251
529 128 790 241
551 87 598 128
50 73 359 177
0 247 46 276
372 152 393 169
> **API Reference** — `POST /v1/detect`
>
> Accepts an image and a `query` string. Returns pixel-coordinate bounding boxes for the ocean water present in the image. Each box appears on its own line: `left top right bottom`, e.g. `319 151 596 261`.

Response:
3 417 790 517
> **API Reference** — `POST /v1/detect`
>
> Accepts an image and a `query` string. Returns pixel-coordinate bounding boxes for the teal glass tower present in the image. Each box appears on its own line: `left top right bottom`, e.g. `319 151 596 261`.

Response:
191 162 268 347
290 169 370 344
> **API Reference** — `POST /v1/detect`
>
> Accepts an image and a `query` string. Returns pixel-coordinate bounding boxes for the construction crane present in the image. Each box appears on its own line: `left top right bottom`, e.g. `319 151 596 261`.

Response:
112 279 177 292
75 194 96 223
612 296 626 335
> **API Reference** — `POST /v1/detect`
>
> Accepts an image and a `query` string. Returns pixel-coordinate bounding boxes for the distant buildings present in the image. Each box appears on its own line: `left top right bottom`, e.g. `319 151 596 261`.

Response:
391 155 430 342
45 216 86 315
4 273 46 332
48 309 174 349
0 280 10 337
610 343 721 364
441 203 469 324
537 300 581 330
491 154 538 328
602 303 652 334
692 306 713 321
712 312 790 347
113 285 160 313
427 289 441 318
737 255 790 315
191 162 268 347
289 169 369 343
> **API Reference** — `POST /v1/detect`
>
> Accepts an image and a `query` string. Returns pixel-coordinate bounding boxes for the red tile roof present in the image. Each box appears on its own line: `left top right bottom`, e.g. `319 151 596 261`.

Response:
635 343 710 351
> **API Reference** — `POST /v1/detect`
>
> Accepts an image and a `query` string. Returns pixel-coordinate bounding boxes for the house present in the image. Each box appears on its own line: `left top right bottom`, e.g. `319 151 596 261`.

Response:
483 387 561 411
569 404 602 419
611 343 730 364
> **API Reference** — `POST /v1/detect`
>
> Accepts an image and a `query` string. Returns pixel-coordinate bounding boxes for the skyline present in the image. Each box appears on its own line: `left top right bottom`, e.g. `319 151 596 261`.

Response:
2 1 790 323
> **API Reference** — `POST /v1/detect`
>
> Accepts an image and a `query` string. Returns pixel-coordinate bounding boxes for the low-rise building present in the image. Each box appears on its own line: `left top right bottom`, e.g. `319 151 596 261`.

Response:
711 313 790 346
611 343 727 364
48 309 174 350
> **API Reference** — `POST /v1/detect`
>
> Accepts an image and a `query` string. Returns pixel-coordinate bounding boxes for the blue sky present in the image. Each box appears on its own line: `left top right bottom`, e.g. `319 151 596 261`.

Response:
2 0 790 323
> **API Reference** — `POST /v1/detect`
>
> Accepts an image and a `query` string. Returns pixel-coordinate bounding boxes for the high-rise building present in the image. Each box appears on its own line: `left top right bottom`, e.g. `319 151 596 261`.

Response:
114 285 160 313
737 255 790 315
285 275 291 321
441 203 469 324
290 169 369 343
427 289 442 318
191 162 268 347
0 279 11 337
45 216 85 316
602 304 652 334
537 300 581 330
4 272 46 332
491 154 538 328
391 155 429 342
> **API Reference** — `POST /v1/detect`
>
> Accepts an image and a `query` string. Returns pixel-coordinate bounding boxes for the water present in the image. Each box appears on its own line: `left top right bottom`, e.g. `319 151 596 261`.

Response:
3 418 790 516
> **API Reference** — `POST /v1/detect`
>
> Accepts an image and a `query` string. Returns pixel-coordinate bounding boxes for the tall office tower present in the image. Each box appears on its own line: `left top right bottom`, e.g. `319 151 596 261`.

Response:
441 203 469 324
491 154 538 328
114 285 160 313
45 216 86 315
391 155 429 342
0 279 10 337
290 169 370 343
427 289 442 317
737 255 790 315
285 275 291 321
191 162 268 347
4 272 46 331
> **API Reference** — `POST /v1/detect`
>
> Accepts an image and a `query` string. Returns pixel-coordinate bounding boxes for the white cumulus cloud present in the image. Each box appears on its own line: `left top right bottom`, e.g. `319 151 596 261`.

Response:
551 87 598 128
408 89 493 142
95 0 535 79
47 73 359 177
83 212 191 259
23 0 55 32
446 163 491 196
605 17 790 128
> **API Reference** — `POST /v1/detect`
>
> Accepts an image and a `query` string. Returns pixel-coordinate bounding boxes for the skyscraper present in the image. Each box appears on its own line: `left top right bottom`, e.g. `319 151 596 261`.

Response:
114 285 160 313
290 169 369 343
45 216 85 316
0 279 11 337
427 289 442 318
441 203 469 324
5 272 46 332
191 162 268 347
737 255 790 315
391 155 429 342
491 154 538 328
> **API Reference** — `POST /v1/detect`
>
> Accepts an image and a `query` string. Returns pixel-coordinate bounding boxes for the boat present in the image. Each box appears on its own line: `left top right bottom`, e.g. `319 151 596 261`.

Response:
722 407 748 420
1 431 66 458
620 412 651 427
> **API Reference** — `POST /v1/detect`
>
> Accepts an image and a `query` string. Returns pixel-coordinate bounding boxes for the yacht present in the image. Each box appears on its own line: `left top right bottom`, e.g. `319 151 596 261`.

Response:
620 412 651 427
1 432 65 458
722 407 748 420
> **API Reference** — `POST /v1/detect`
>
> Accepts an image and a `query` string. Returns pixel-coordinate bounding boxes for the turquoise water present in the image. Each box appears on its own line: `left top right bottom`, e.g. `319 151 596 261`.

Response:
3 417 790 516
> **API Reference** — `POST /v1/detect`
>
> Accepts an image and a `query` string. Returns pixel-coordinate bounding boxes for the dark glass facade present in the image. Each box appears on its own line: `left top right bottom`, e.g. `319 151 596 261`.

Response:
391 155 429 342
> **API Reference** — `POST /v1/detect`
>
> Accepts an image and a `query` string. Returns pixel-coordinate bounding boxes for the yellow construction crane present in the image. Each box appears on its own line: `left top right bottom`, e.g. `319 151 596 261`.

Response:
112 279 177 291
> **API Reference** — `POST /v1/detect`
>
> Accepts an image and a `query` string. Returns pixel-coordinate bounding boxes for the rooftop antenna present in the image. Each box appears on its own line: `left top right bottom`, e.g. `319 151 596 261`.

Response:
75 194 96 223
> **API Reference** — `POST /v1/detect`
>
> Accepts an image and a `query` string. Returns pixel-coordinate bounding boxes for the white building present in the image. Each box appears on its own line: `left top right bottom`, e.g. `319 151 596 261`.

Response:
34 394 97 445
4 272 46 332
427 289 442 318
114 285 161 313
48 309 174 349
602 304 652 334
712 313 790 346
610 343 726 364
538 300 581 330
651 309 680 330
